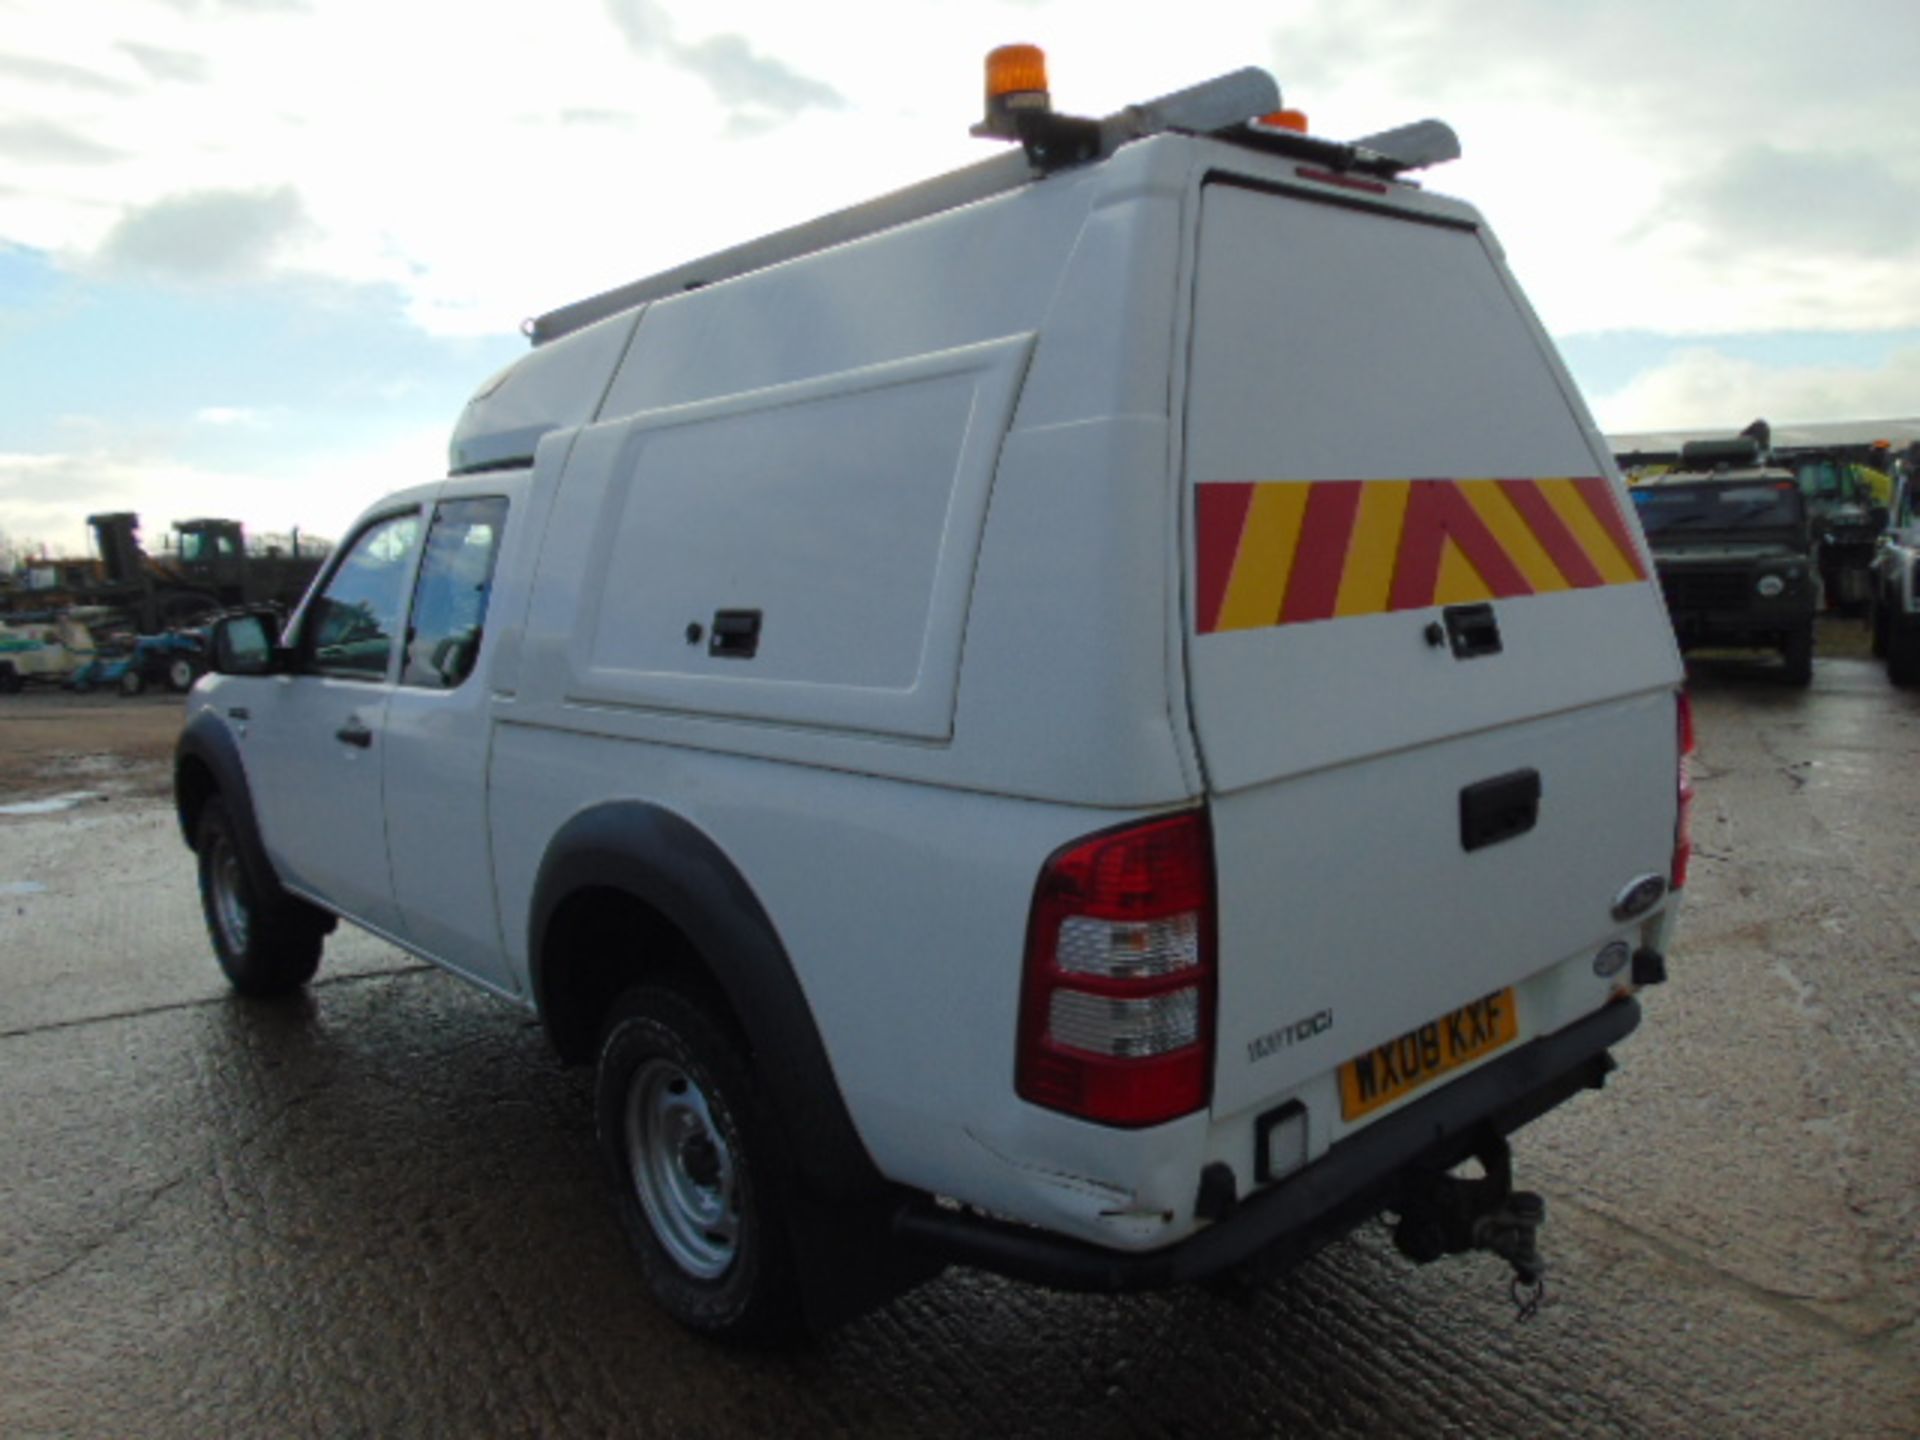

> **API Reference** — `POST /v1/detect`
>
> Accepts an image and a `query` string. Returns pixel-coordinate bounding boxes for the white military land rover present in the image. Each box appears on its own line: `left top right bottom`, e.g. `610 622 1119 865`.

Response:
176 56 1690 1339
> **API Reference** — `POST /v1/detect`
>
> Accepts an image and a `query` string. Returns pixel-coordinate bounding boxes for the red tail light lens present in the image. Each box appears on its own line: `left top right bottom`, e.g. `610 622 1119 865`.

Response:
1016 811 1216 1127
1673 691 1696 890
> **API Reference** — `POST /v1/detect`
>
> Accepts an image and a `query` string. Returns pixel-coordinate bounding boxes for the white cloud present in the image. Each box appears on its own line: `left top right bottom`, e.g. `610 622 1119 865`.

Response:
602 0 843 128
118 42 209 85
0 51 135 96
93 185 312 281
1589 346 1920 433
0 119 123 166
193 406 267 428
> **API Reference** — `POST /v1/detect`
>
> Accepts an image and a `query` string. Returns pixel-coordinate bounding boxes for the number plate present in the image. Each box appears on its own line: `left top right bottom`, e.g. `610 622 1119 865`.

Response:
1338 988 1519 1121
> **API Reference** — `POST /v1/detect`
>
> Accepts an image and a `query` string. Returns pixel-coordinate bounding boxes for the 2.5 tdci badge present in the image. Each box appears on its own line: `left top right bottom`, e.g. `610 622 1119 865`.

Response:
1247 1008 1333 1064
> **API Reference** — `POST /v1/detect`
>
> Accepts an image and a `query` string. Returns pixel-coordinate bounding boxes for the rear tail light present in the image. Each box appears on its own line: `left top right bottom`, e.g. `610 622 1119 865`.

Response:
1672 691 1696 890
1016 811 1216 1127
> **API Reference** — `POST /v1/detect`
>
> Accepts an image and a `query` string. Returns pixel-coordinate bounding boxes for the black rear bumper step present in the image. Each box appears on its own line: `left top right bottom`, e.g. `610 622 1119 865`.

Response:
893 997 1640 1293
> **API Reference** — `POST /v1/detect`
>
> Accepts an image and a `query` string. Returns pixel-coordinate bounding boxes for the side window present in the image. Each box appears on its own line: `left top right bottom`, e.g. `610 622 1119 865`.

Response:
401 497 508 690
305 512 422 679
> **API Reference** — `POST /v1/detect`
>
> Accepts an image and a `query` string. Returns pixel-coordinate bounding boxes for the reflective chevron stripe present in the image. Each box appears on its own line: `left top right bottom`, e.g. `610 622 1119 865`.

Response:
1196 477 1647 635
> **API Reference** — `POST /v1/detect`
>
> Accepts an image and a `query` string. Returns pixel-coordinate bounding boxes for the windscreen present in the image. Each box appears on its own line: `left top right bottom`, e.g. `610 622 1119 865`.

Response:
1796 460 1846 499
1631 481 1804 536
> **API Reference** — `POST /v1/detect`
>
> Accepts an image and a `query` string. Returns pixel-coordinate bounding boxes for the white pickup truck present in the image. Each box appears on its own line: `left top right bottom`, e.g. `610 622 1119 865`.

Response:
176 57 1689 1340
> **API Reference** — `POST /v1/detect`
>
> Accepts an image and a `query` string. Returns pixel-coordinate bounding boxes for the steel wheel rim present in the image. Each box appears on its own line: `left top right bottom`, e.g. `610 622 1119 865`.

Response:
624 1057 739 1279
209 837 251 954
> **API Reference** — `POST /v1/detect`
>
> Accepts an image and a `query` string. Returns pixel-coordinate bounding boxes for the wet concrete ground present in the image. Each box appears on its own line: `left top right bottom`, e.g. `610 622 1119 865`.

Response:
1 660 1916 1438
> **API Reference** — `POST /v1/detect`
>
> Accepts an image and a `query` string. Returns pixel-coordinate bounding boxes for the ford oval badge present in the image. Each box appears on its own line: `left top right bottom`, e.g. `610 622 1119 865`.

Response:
1594 941 1631 978
1611 873 1668 922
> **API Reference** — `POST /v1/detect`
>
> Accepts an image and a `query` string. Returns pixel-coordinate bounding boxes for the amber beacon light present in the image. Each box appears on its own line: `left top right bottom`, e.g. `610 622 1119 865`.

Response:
974 44 1052 138
1255 108 1310 133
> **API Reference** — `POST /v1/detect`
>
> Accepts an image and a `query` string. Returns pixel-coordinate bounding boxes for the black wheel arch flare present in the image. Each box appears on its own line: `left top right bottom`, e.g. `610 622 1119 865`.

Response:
174 710 282 905
529 801 885 1205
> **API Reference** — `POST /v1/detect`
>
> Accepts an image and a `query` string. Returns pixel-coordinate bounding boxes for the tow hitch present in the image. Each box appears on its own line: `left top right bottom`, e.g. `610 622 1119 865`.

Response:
1390 1135 1548 1320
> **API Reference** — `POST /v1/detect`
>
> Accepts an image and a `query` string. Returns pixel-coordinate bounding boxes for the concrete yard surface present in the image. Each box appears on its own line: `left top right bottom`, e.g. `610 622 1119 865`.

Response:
1 655 1916 1438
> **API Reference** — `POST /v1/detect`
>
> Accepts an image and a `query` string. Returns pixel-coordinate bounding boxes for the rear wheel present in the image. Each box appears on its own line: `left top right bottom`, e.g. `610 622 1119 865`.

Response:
166 656 201 693
595 985 805 1342
196 797 325 996
1870 596 1889 658
1781 622 1814 688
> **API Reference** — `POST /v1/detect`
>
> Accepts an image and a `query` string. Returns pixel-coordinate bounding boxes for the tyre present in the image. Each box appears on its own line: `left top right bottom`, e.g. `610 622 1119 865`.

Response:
595 985 806 1342
196 797 325 996
1781 622 1814 688
1870 596 1889 659
1890 622 1920 688
165 656 201 693
0 663 23 694
119 668 146 697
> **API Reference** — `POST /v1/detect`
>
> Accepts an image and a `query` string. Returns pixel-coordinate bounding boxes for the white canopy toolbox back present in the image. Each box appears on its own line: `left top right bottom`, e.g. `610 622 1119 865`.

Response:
1181 176 1683 1137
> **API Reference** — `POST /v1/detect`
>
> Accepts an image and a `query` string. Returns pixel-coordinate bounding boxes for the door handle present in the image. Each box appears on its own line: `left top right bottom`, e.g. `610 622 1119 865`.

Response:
335 719 374 749
1460 768 1540 852
708 608 762 659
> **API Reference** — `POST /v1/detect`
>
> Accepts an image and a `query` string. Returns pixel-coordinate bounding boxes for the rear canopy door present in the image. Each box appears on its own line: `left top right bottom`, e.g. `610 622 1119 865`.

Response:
1182 180 1681 1121
1186 179 1672 787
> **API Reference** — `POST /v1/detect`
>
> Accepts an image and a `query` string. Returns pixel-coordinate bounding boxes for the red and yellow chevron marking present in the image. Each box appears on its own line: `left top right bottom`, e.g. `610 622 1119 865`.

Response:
1195 477 1647 635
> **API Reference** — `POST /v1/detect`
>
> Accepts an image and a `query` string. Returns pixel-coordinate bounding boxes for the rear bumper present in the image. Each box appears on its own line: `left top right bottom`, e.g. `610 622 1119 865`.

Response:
893 996 1640 1292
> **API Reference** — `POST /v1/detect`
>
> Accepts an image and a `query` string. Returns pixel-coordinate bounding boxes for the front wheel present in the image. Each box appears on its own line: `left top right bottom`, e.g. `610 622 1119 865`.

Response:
119 668 146 697
595 986 805 1342
196 797 325 996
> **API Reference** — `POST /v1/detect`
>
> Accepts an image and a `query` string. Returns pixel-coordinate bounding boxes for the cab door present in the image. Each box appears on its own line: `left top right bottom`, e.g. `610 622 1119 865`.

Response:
382 493 518 994
245 508 424 936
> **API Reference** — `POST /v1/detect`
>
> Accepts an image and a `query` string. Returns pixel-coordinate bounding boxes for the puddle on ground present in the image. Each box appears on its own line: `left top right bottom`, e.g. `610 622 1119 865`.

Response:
0 792 106 817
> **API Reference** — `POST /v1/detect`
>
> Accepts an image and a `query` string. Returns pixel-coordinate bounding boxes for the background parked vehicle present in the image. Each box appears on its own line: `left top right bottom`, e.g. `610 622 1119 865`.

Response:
1632 438 1818 686
1613 419 1904 617
1785 449 1888 613
68 629 209 696
0 615 97 693
1869 461 1920 686
3 513 327 635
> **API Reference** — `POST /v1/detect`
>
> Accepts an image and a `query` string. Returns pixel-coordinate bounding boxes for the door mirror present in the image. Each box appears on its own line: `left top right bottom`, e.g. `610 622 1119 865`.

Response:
211 611 285 676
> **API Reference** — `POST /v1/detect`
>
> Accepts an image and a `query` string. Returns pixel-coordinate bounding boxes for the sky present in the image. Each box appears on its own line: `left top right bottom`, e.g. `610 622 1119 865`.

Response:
2 0 1917 557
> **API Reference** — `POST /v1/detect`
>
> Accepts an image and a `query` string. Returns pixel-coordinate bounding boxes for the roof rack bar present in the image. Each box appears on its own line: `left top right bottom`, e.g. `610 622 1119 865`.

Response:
1101 67 1279 151
527 148 1036 346
528 67 1283 347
